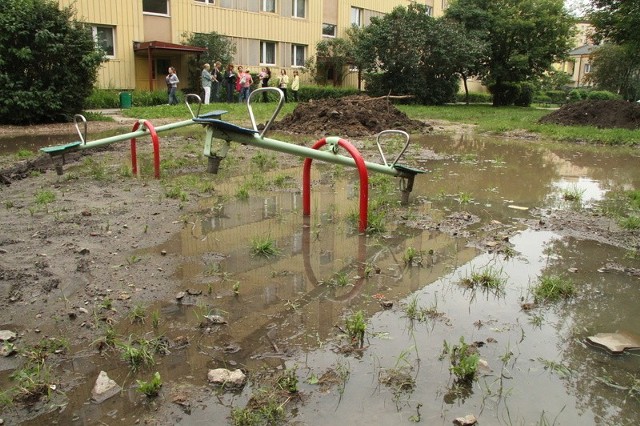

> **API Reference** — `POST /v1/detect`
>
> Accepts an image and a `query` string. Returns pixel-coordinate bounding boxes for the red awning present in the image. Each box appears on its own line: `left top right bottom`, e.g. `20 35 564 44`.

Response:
133 40 207 55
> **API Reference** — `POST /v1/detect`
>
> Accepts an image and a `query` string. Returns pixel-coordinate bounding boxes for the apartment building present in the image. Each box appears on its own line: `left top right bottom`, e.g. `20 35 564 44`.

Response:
57 0 449 91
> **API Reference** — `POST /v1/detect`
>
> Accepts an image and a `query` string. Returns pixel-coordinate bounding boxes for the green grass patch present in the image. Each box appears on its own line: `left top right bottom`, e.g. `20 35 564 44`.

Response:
533 275 575 303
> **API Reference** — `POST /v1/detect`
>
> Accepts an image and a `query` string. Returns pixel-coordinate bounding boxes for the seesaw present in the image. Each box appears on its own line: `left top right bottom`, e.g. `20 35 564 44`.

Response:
41 87 425 232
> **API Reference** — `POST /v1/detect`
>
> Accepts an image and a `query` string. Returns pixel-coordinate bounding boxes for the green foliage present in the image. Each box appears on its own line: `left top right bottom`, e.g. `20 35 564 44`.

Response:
442 337 479 383
586 90 624 101
345 310 366 347
533 275 575 303
118 338 155 371
276 367 299 393
455 92 492 104
34 189 56 206
181 31 236 92
136 372 162 397
299 85 360 101
0 0 105 124
446 0 574 106
86 89 173 108
355 4 478 105
250 235 280 258
306 36 356 86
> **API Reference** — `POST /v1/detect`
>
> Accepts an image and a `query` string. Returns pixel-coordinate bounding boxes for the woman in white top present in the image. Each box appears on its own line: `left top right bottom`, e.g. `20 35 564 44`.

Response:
277 69 289 103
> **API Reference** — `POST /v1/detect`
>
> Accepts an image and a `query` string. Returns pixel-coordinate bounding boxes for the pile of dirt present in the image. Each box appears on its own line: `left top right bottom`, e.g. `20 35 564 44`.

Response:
271 95 432 137
538 99 640 129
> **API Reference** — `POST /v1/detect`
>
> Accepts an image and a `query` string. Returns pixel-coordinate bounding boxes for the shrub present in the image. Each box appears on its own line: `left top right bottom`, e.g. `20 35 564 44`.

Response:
586 90 622 101
0 0 105 124
568 89 588 102
455 92 492 104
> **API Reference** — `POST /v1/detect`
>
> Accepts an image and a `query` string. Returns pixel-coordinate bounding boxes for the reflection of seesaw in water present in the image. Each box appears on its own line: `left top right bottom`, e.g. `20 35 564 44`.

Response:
40 88 425 232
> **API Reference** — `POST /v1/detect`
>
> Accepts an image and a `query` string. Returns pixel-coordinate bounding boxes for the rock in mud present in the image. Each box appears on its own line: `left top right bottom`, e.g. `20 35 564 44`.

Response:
0 330 17 341
207 368 246 388
586 331 640 354
203 314 227 325
91 371 121 403
453 414 477 425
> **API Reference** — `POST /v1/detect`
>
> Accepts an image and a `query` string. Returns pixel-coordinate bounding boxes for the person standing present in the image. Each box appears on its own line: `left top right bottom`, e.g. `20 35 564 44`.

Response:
224 64 237 103
166 67 179 105
291 70 300 102
260 67 271 102
239 68 253 103
212 61 223 102
201 63 212 104
277 69 289 102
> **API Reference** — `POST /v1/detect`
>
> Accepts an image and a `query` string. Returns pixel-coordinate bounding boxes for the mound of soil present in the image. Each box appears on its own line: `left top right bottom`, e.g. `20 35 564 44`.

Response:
538 99 640 129
271 95 432 137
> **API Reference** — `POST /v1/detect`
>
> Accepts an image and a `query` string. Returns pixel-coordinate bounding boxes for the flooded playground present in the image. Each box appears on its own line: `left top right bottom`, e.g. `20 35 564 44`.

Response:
0 125 639 425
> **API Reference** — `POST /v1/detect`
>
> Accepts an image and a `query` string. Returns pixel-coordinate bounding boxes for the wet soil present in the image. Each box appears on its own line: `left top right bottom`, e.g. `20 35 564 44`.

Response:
270 95 433 137
0 100 637 425
538 99 640 129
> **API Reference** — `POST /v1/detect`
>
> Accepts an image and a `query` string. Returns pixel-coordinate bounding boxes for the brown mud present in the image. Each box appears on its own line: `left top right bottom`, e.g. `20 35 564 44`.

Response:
538 99 640 129
0 96 637 424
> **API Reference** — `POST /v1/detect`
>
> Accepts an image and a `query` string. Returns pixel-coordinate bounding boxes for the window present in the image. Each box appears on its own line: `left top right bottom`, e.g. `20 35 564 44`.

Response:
292 0 305 18
292 44 305 67
350 7 363 27
425 5 433 16
322 23 336 37
93 26 115 57
260 41 276 65
143 0 168 15
261 0 275 12
584 63 591 73
195 0 215 4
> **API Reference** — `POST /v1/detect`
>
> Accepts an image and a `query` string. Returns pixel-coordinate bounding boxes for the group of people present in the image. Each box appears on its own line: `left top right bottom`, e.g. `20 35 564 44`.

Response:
166 63 300 106
219 64 300 104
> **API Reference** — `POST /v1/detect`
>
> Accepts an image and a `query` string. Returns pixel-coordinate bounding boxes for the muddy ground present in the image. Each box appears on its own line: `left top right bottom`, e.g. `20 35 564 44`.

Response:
0 97 637 424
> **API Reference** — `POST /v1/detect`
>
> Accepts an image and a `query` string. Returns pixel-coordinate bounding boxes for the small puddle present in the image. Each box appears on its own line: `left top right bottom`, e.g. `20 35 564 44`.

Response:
9 133 640 425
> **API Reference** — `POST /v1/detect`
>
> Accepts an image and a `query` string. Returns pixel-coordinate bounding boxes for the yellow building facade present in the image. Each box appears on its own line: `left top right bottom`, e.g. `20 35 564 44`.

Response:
58 0 451 91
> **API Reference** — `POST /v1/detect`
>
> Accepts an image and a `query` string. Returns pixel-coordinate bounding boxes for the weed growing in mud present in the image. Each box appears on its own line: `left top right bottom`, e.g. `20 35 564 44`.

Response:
442 337 479 384
620 215 640 230
250 235 280 258
403 246 424 266
231 394 285 426
404 296 442 323
151 310 160 329
251 152 277 171
21 337 68 364
561 185 586 202
5 200 14 209
136 371 162 397
9 362 56 405
128 303 147 323
277 367 299 393
456 191 473 204
533 275 575 303
236 185 250 200
460 266 507 297
345 310 366 347
34 189 56 208
99 297 113 310
118 338 155 371
165 186 188 202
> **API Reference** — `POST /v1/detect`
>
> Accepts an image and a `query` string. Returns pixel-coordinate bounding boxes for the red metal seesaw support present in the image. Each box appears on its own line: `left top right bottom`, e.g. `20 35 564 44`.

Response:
303 137 369 233
130 120 161 179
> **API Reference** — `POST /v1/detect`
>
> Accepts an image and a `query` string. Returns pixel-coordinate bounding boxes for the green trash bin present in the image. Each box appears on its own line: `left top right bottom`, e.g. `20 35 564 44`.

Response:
119 92 132 109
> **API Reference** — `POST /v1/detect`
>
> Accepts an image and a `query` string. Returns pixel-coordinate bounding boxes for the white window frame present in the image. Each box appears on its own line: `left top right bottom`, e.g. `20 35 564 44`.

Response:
351 7 363 27
143 0 169 16
584 63 591 73
292 44 305 67
322 23 336 37
425 5 433 16
292 0 305 18
260 41 276 66
92 25 115 58
195 0 215 4
261 0 276 13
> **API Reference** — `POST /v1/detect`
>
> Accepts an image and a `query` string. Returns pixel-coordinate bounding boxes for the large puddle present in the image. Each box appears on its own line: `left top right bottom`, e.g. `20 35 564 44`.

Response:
13 132 640 425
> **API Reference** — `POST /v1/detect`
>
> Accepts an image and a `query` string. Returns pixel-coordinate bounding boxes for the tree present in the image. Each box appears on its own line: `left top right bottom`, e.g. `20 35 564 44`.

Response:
586 44 640 101
0 0 105 124
445 0 574 106
586 0 640 101
352 4 484 105
182 31 236 92
305 37 355 87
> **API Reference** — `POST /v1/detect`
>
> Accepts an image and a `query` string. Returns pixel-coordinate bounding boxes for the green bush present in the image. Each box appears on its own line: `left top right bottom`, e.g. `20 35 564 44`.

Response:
568 89 588 102
455 92 492 103
299 85 360 101
586 90 622 101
